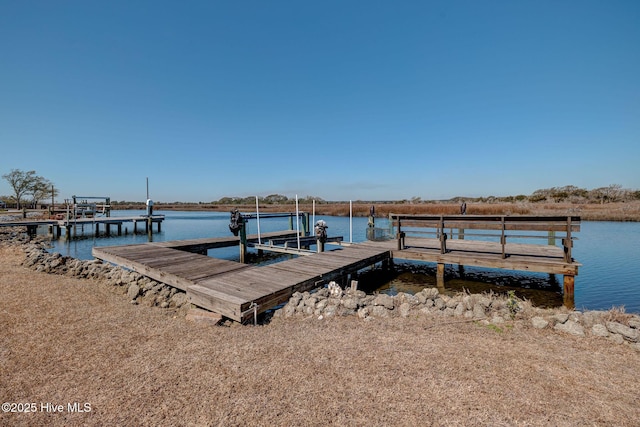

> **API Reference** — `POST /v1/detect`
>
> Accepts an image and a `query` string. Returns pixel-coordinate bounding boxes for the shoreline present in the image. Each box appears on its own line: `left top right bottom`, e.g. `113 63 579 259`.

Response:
5 200 640 222
2 230 640 425
24 200 640 221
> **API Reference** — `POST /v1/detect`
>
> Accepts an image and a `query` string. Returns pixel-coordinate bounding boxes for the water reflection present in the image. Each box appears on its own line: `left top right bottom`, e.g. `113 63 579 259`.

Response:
355 262 564 309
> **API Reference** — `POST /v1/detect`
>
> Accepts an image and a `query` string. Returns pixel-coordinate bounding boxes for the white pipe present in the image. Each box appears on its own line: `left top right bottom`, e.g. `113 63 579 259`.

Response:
312 199 316 233
350 199 353 243
295 194 300 249
255 196 261 245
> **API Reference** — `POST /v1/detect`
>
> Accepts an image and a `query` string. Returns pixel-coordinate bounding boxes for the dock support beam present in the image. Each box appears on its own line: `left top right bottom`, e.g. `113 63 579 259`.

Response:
563 275 575 309
436 263 445 291
239 223 247 263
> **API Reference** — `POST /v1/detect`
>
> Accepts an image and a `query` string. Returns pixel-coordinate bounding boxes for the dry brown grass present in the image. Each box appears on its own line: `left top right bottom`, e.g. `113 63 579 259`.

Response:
151 201 640 221
1 245 640 426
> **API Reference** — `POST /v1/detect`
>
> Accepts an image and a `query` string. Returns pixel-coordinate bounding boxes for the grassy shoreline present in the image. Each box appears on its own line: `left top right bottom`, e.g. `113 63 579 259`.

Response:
107 201 640 222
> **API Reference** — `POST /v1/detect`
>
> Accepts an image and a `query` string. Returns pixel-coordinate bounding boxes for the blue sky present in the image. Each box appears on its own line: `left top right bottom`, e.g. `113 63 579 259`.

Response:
1 1 638 202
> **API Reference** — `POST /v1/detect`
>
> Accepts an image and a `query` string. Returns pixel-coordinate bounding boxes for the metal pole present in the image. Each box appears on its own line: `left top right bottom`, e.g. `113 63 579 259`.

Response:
349 200 353 243
295 195 300 250
255 196 261 245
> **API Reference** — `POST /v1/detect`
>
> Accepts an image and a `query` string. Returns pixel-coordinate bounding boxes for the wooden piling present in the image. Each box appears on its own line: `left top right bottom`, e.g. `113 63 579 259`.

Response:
436 263 445 291
563 275 575 309
239 224 247 263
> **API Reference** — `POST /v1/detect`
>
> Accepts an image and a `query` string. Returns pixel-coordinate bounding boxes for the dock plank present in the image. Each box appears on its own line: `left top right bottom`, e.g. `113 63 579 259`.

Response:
93 220 580 322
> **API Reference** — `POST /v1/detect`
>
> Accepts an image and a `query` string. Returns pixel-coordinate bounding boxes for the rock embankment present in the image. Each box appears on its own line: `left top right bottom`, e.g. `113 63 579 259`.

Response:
273 280 640 351
2 227 639 351
9 234 190 313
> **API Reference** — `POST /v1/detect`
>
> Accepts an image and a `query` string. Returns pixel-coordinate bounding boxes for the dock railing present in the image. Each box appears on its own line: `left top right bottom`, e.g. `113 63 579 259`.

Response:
390 214 581 263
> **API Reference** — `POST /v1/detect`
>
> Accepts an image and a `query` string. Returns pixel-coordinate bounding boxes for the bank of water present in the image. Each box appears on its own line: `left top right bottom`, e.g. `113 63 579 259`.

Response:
46 211 640 314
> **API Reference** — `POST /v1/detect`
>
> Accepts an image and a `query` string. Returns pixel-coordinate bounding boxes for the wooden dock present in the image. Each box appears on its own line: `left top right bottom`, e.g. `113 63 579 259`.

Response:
0 215 165 239
90 215 582 322
93 231 390 322
386 214 581 307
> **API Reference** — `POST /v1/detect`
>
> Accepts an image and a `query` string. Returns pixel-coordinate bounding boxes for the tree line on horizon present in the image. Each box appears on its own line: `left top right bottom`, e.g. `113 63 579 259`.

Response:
208 184 639 206
2 168 638 209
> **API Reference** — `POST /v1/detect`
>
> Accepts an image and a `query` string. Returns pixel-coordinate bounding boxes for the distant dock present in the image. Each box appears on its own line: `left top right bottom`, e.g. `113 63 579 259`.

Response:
0 215 165 240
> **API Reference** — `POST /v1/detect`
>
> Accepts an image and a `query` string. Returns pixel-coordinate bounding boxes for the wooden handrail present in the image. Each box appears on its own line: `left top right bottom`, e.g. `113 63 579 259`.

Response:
389 214 580 261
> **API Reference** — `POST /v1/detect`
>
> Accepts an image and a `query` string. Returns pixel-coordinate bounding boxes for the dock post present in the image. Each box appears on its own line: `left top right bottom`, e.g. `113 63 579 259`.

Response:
157 220 161 233
396 218 404 250
563 275 575 309
302 213 309 236
65 225 72 241
317 239 325 253
48 224 53 236
436 263 446 291
56 225 61 238
117 223 122 236
106 223 111 236
133 220 138 234
95 223 99 236
239 223 247 263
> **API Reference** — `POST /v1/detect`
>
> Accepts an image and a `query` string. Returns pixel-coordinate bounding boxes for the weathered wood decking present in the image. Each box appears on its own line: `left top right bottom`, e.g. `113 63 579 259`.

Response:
93 231 390 322
92 215 583 322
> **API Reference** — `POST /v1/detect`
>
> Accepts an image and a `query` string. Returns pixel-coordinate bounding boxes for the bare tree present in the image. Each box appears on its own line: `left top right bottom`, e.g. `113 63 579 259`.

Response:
28 176 55 208
2 169 37 209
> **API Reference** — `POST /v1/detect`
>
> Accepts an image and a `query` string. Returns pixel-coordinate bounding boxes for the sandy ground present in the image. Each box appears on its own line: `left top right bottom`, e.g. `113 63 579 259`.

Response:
1 244 639 426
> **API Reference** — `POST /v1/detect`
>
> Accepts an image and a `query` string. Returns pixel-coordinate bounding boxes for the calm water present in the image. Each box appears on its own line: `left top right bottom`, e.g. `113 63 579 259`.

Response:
46 210 640 314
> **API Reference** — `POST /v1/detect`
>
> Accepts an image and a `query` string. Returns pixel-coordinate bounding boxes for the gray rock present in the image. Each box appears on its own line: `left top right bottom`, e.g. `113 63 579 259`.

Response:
315 299 328 311
553 313 569 324
373 294 394 310
581 311 601 329
283 303 296 318
554 320 585 337
399 302 411 318
472 304 486 319
606 322 639 342
444 307 455 317
531 317 549 329
423 288 440 299
170 292 188 308
323 305 337 317
304 296 318 308
434 298 445 310
416 292 427 305
127 284 140 300
342 297 359 310
371 306 390 318
454 302 466 317
357 307 370 319
477 297 491 308
591 324 609 337
628 317 640 329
